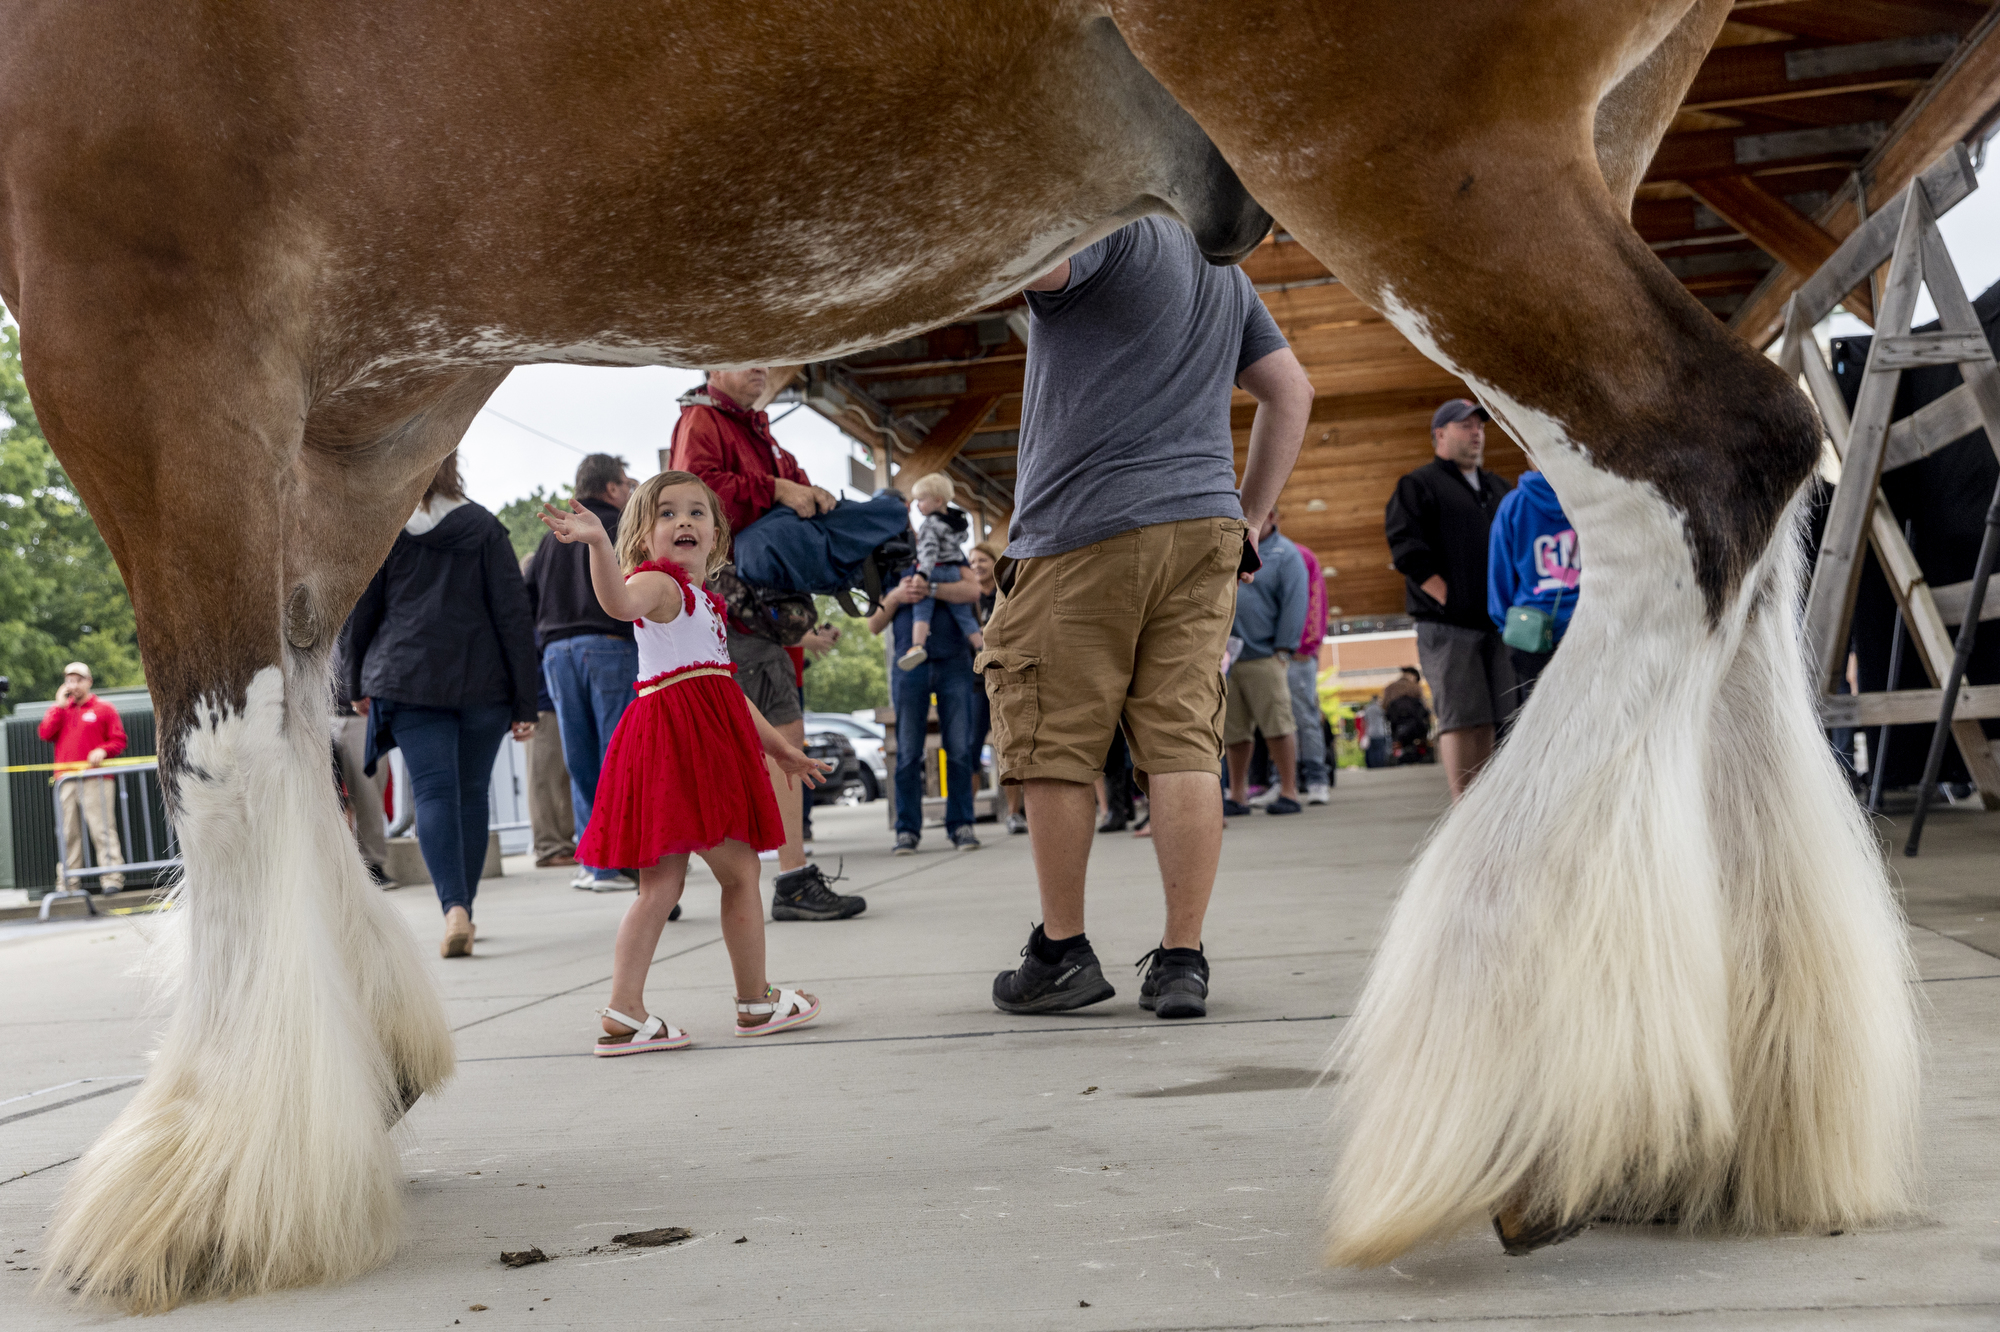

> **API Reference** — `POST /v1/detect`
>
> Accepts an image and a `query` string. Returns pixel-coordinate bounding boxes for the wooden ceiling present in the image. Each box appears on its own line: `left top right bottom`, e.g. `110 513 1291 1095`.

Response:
794 0 2000 620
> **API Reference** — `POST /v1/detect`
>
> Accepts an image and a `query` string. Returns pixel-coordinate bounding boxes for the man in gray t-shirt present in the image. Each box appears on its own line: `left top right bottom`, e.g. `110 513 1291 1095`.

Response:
982 215 1314 1021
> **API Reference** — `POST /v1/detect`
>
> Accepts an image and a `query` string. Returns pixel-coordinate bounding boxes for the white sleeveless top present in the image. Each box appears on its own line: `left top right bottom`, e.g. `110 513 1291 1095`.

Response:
632 562 733 687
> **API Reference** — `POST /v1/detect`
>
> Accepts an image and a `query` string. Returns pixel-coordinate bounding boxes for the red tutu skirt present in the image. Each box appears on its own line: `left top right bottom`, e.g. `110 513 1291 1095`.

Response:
576 671 785 867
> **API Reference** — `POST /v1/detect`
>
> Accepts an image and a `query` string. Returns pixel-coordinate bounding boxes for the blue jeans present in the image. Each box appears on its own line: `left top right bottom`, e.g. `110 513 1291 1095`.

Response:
912 565 983 638
892 651 981 840
1287 654 1329 788
542 635 638 875
732 490 914 593
386 701 511 916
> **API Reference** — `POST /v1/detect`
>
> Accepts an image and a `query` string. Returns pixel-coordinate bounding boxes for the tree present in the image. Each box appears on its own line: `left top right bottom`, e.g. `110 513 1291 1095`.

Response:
0 323 145 702
496 486 570 562
802 600 889 715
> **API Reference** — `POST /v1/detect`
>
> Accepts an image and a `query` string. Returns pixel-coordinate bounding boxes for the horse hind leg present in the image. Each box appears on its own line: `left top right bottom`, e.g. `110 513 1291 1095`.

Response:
30 337 480 1309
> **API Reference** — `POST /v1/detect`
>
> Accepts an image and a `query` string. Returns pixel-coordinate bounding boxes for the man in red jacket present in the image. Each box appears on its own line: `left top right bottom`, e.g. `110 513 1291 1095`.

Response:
38 661 128 891
671 368 870 923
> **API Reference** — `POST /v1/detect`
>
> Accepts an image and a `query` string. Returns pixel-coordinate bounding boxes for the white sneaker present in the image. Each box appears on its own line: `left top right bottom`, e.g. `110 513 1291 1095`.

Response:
1247 787 1278 807
1306 783 1331 805
897 645 928 671
591 873 640 892
569 868 597 891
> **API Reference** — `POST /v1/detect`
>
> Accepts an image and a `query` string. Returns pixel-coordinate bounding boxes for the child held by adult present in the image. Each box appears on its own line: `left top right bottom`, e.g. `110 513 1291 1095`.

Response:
540 472 831 1055
897 471 985 671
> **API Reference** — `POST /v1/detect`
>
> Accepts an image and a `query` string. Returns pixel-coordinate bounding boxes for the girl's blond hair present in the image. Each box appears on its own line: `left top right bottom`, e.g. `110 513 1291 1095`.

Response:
614 470 731 579
909 471 955 504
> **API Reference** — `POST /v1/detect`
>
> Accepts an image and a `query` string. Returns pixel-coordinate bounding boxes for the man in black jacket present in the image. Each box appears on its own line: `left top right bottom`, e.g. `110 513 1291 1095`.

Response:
1385 399 1515 801
526 453 639 891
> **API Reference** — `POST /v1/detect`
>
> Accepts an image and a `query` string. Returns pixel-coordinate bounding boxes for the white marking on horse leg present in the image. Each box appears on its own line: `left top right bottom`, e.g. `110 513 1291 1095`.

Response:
1326 292 1919 1263
1327 294 1735 1260
43 666 449 1312
1688 512 1920 1229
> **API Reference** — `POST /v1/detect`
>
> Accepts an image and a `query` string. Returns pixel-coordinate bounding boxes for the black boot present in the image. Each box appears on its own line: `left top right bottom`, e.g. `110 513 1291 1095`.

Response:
771 862 866 921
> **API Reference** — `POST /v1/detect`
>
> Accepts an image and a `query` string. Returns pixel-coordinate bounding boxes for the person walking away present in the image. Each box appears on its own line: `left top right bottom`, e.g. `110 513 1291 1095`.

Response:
344 451 538 958
527 453 641 890
671 368 866 921
536 472 830 1053
1224 508 1309 816
1487 470 1580 707
330 643 395 888
1385 399 1515 801
867 567 986 854
968 541 1027 836
1288 524 1333 804
896 472 985 670
982 216 1314 1019
39 662 127 892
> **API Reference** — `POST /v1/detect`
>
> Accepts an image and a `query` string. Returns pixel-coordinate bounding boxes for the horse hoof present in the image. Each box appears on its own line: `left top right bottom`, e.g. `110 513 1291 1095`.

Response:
388 1079 422 1126
1492 1207 1588 1256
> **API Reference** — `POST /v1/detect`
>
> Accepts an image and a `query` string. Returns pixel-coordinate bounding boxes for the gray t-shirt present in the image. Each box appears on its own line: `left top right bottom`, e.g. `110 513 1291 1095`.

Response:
1008 216 1288 558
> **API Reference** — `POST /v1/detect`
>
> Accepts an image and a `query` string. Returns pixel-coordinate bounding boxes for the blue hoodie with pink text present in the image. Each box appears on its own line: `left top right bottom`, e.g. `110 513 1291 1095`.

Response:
1487 471 1579 641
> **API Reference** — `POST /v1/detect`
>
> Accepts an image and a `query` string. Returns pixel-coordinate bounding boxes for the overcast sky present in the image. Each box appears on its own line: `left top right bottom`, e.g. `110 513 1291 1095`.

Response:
454 168 2000 514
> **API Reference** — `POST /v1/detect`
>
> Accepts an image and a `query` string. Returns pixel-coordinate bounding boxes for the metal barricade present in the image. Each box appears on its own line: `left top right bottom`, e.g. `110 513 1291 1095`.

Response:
43 762 180 921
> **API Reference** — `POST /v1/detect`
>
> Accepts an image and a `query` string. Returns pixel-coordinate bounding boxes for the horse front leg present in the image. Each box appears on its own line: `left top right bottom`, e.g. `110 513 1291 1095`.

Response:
23 319 487 1308
1110 0 1921 1263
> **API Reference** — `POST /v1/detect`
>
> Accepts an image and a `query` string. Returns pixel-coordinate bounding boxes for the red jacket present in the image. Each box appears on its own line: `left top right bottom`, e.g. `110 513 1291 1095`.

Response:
668 385 810 535
38 693 128 772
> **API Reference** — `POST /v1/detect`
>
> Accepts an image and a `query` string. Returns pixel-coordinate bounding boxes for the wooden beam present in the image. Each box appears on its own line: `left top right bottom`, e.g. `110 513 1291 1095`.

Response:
1819 682 2000 728
1647 120 1884 182
1688 174 1874 321
1684 36 1952 112
893 392 1001 482
1730 4 2000 344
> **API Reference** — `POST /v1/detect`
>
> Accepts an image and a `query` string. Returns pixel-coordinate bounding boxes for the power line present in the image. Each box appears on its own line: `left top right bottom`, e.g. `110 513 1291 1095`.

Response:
478 408 590 458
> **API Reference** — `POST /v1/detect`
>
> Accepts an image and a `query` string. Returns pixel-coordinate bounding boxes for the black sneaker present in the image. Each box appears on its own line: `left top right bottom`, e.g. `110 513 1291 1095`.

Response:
1266 796 1303 815
993 929 1115 1014
1136 945 1209 1019
949 827 981 852
893 832 919 855
1222 798 1252 817
668 903 682 922
771 862 866 921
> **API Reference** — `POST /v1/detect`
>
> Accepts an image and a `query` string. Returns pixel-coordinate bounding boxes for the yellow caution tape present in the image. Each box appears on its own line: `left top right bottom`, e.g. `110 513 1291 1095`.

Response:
2 756 156 775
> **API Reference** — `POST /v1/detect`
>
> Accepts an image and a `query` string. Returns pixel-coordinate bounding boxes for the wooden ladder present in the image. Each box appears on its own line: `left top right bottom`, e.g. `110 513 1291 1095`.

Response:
1783 144 2000 807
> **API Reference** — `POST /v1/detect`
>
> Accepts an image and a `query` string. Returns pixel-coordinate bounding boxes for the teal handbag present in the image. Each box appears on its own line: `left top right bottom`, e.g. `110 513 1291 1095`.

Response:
1501 587 1565 654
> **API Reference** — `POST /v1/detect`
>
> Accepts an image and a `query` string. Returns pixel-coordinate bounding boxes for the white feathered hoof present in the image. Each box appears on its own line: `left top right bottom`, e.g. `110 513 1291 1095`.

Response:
40 669 452 1311
1322 478 1921 1266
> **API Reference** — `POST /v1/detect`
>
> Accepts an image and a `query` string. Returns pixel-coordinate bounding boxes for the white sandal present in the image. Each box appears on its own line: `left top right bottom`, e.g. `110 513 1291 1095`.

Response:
594 1006 692 1057
733 986 821 1038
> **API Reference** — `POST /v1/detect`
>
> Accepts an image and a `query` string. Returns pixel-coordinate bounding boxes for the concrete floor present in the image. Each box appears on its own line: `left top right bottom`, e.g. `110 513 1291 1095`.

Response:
2 764 1996 1330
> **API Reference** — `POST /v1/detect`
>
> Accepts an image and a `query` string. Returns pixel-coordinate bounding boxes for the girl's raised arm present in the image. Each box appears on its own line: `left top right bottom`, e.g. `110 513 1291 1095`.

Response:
538 500 681 624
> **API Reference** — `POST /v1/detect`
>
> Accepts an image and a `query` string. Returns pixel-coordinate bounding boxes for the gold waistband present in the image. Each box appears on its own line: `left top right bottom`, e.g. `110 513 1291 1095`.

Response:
637 666 734 698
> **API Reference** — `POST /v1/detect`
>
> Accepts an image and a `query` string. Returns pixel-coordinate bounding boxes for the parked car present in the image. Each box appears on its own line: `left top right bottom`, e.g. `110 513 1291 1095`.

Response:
803 711 886 802
802 729 864 805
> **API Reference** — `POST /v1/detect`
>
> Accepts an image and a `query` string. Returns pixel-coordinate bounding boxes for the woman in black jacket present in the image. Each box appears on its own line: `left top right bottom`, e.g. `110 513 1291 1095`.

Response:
343 452 538 958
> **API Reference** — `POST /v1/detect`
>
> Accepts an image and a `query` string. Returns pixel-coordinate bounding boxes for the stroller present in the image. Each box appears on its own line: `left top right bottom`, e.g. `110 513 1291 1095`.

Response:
1384 693 1435 766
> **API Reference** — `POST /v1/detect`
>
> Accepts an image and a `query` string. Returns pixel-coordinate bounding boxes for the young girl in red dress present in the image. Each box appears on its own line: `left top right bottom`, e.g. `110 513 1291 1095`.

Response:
540 471 830 1055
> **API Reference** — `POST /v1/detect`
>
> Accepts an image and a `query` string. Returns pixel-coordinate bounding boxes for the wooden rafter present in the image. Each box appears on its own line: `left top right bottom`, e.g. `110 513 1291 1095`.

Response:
893 392 1001 483
1688 174 1876 321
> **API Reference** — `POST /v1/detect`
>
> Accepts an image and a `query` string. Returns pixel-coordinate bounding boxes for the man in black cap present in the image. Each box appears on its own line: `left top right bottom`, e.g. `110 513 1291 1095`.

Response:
1384 399 1515 800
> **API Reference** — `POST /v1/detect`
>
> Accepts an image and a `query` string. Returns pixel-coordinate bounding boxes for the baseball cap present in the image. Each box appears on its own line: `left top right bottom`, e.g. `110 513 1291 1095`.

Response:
1431 399 1491 430
62 661 91 679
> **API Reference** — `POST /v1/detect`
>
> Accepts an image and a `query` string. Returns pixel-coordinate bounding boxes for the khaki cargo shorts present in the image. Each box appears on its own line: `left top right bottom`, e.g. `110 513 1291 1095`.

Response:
1223 654 1297 746
976 516 1248 787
